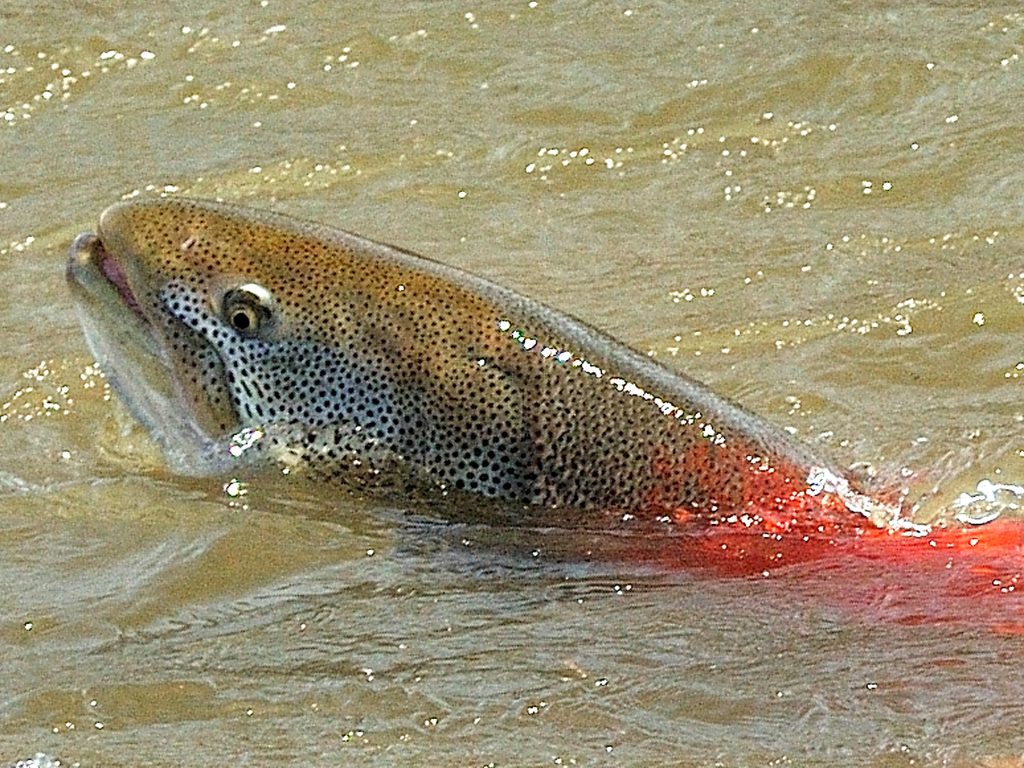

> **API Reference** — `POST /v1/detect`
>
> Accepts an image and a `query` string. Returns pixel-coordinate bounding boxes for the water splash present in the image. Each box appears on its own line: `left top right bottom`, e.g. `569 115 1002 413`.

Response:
952 479 1024 525
228 425 265 457
807 465 930 536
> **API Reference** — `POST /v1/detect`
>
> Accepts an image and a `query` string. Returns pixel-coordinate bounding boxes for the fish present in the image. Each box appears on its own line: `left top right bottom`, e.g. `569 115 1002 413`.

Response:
66 198 1024 619
66 198 888 525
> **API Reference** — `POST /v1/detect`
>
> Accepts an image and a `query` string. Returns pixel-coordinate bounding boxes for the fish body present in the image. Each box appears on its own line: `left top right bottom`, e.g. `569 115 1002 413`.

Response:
67 197 883 530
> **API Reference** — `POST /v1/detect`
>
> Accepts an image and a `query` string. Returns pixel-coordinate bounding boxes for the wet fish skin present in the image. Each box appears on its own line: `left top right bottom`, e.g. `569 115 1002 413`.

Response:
67 198 879 526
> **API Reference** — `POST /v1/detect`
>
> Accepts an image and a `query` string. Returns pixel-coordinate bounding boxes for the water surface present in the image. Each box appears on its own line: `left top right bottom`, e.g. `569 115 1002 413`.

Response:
2 2 1023 765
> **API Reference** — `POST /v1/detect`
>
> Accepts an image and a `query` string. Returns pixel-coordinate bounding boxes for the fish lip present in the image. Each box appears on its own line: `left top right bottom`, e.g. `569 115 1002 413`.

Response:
67 229 149 324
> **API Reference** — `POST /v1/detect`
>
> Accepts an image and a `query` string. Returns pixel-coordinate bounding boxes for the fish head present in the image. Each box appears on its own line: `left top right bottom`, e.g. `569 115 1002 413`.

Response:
66 197 382 475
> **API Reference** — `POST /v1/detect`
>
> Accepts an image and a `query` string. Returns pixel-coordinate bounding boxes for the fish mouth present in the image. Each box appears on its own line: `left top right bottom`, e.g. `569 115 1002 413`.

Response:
66 227 158 365
67 230 149 323
66 213 236 475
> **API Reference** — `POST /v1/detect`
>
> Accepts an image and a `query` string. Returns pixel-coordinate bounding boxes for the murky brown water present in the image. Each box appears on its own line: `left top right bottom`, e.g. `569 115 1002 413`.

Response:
2 2 1023 765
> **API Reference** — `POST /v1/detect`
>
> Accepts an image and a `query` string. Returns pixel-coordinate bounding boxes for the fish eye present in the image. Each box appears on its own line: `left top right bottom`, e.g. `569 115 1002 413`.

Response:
223 283 274 337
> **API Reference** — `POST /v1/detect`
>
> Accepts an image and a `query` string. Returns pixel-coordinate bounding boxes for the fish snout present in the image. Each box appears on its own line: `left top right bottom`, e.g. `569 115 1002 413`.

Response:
68 230 103 266
67 231 104 285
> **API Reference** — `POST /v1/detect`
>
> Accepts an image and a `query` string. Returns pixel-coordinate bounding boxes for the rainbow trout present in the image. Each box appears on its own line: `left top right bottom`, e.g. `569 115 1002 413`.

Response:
67 198 896 531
